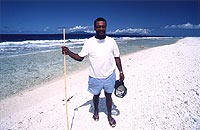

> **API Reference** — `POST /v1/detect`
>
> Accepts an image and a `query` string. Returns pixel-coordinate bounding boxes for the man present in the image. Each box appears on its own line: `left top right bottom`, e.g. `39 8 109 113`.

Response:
62 17 124 127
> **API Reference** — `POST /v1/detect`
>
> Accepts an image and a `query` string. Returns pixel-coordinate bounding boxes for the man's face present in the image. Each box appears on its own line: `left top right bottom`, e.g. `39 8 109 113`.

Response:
94 21 106 39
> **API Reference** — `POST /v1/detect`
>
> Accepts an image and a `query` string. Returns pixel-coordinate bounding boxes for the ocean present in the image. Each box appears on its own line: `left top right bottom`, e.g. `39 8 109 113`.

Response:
0 34 180 100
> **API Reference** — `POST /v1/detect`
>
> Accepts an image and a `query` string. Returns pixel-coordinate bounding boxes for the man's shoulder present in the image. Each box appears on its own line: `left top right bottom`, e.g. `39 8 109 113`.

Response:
106 36 113 39
88 36 95 40
105 36 116 43
84 36 95 43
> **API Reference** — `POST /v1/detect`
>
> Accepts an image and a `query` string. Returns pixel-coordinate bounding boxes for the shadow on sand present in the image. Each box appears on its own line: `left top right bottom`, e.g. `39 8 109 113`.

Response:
70 97 120 130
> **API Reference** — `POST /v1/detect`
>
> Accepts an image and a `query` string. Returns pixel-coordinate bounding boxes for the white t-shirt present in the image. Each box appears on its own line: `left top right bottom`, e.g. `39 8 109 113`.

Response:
78 36 120 78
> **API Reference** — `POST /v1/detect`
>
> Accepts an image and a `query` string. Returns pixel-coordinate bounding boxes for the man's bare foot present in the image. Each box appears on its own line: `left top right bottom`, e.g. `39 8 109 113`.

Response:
93 111 99 121
92 114 99 121
108 116 116 127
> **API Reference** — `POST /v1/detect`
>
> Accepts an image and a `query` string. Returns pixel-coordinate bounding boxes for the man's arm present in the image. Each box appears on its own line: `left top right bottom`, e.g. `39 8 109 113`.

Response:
115 57 125 80
62 46 84 61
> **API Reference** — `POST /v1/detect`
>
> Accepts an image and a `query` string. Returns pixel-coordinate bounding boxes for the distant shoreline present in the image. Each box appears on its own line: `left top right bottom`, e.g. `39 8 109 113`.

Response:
0 33 171 42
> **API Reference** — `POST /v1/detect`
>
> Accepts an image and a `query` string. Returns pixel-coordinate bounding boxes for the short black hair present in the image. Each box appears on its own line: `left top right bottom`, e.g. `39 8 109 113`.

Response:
94 17 107 27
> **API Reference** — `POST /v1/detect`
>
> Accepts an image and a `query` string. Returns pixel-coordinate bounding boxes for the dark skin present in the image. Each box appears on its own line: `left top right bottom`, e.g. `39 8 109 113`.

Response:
62 20 124 126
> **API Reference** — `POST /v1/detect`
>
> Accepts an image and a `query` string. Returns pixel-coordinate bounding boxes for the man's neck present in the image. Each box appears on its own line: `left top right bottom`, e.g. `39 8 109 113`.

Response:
95 35 106 40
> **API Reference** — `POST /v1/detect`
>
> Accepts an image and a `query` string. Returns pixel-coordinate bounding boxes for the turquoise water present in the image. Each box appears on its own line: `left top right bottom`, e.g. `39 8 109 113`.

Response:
0 37 180 100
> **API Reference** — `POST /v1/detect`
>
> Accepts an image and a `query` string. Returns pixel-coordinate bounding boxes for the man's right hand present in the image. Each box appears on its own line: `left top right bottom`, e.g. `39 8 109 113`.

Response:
61 46 69 55
61 46 84 61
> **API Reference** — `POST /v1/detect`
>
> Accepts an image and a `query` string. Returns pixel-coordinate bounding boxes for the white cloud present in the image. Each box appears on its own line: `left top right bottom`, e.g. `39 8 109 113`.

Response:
68 25 92 32
164 22 200 29
109 28 150 34
66 26 150 35
84 29 95 33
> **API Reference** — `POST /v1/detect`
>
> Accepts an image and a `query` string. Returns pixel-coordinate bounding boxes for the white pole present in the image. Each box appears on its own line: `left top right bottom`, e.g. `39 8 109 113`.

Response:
63 29 69 130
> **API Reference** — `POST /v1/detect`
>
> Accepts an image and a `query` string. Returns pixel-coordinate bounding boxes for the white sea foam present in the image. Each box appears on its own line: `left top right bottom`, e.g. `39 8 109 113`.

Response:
0 37 174 53
0 38 87 57
114 36 175 41
0 39 86 46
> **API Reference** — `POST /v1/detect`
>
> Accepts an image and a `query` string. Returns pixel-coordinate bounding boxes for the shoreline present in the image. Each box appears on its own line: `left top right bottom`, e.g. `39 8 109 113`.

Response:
0 37 180 100
1 37 200 130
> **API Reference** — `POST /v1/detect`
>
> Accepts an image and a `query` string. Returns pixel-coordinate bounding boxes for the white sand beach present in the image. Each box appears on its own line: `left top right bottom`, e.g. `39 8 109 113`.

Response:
0 37 200 130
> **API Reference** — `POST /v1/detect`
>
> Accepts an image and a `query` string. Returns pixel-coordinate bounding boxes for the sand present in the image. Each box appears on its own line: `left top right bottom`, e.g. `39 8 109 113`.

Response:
0 37 200 130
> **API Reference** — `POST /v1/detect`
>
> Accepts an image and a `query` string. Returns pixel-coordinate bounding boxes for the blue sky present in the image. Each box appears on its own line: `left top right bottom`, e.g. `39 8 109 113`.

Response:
1 0 200 36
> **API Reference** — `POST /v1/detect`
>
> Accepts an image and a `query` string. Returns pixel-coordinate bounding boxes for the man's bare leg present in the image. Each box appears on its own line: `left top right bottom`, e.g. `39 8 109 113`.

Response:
93 94 100 121
105 92 116 127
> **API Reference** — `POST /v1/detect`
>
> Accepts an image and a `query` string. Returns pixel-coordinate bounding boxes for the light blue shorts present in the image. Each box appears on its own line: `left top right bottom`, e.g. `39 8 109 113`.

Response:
88 71 116 95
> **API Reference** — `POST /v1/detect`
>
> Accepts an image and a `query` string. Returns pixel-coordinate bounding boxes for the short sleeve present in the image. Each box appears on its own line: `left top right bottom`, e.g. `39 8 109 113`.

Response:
113 40 120 57
78 40 89 57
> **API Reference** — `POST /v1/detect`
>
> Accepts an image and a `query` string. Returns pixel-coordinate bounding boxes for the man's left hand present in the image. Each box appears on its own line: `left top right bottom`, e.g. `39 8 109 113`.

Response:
119 72 125 81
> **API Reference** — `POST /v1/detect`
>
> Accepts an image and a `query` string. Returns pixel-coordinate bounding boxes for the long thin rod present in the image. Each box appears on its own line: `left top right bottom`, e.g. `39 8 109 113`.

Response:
63 29 69 130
